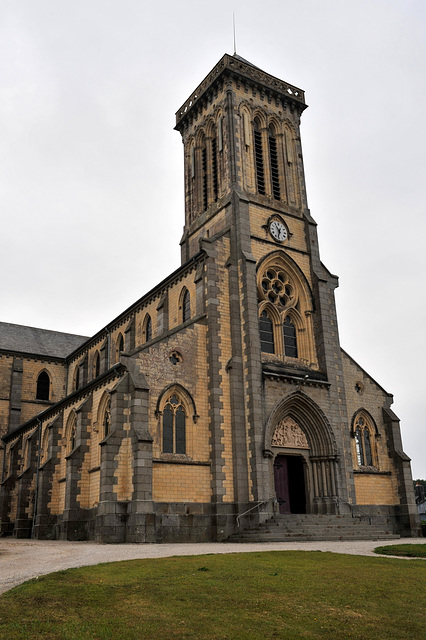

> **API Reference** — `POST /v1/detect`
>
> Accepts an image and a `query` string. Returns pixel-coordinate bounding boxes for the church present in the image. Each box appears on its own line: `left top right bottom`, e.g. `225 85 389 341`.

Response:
0 54 420 542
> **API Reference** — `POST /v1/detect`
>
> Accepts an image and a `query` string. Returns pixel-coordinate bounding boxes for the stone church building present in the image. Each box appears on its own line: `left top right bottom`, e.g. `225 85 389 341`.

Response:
0 54 419 542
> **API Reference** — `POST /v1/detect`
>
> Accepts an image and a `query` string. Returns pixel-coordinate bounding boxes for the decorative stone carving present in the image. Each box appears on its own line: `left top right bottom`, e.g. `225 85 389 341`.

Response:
271 417 309 449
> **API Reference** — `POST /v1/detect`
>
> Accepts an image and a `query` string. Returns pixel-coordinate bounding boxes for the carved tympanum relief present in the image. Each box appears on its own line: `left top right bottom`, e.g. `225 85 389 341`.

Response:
271 417 309 449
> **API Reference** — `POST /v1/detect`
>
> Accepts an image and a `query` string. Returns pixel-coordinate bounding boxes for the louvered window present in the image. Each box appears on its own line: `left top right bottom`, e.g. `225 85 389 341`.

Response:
254 120 265 195
202 144 208 210
212 136 218 202
269 127 280 200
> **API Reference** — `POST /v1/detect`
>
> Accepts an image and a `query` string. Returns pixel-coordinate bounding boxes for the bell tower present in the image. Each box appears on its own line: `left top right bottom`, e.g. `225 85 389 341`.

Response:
175 54 309 263
175 55 355 514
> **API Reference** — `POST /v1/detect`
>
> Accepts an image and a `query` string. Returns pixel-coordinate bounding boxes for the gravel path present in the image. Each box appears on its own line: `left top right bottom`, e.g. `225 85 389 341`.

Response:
0 537 422 595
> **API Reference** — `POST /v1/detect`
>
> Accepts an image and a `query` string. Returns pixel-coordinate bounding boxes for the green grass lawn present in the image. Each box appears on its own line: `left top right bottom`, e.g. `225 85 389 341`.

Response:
0 551 425 640
374 543 426 558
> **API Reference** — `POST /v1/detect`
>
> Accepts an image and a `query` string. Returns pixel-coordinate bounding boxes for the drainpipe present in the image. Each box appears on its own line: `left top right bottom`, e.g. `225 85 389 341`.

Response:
31 416 42 539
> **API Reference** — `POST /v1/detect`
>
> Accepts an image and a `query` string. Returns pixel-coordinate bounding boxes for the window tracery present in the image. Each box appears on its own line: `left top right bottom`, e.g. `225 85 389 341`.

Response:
162 392 186 454
352 412 377 469
257 254 316 365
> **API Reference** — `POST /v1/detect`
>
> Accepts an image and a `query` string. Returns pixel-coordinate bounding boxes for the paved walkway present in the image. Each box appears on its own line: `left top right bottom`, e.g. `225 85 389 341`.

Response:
0 537 421 595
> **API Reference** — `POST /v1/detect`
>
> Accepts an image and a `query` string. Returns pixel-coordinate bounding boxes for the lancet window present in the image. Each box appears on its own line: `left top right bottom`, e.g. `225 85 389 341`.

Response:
36 371 50 401
182 288 191 323
162 393 186 454
143 313 152 343
253 118 266 195
268 125 281 200
92 351 100 379
353 413 377 468
66 413 77 455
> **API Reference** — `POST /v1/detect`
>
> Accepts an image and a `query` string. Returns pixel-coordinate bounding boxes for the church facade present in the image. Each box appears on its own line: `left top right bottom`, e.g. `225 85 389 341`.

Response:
0 54 419 542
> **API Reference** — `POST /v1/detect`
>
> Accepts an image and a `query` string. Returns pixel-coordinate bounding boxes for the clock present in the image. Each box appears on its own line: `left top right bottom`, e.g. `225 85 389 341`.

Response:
269 220 287 242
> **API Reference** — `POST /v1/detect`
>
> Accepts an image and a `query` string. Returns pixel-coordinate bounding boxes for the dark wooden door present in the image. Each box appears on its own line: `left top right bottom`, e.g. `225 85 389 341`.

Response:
274 455 307 514
274 455 291 514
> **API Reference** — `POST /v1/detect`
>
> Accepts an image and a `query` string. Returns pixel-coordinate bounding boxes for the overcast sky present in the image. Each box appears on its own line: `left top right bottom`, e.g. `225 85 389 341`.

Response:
1 0 425 479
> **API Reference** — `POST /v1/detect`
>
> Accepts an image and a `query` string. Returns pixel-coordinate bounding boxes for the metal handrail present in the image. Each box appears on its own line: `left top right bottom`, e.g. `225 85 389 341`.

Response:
334 496 372 524
236 499 271 529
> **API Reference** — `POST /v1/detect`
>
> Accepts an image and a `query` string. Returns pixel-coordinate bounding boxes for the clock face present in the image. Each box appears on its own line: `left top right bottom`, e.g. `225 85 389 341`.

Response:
269 220 287 242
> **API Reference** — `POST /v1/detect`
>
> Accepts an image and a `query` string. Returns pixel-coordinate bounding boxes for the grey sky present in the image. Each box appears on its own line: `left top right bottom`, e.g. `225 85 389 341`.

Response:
1 0 425 478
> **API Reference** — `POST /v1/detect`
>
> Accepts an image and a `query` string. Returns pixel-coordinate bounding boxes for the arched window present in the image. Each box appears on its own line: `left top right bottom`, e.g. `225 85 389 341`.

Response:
74 365 80 391
283 316 298 358
253 118 265 195
182 288 191 323
257 253 316 365
162 393 186 454
259 310 275 354
40 428 50 465
211 126 218 202
66 413 77 455
144 314 152 342
92 351 100 379
102 396 111 439
115 333 124 362
354 415 374 467
201 135 208 211
36 371 50 401
268 125 280 200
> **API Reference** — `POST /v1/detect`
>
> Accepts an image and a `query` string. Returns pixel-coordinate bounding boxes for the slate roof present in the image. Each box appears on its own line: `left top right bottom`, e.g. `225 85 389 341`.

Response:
0 322 88 359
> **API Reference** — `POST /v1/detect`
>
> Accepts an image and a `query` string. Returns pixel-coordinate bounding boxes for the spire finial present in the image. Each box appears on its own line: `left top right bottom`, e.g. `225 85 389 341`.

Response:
233 13 237 55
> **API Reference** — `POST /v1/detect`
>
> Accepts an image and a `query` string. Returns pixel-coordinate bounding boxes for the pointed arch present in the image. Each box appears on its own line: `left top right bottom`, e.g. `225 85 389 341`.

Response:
142 313 153 343
156 384 198 456
257 251 316 364
92 350 100 379
257 250 313 310
253 116 266 195
40 426 50 465
179 287 191 323
156 383 198 421
283 121 300 207
268 121 281 200
265 391 337 459
115 332 124 362
97 390 112 440
73 362 81 391
65 411 77 455
36 370 50 401
350 409 379 468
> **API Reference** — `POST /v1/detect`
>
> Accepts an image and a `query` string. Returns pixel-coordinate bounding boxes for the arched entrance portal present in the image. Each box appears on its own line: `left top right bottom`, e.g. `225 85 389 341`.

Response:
273 454 306 514
265 393 339 514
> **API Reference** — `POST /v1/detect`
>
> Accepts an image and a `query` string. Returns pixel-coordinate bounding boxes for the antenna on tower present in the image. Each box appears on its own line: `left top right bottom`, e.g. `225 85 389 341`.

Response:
233 13 237 55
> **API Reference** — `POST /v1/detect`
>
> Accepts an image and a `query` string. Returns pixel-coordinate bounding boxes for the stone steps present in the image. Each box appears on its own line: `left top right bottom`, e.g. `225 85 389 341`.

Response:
228 514 400 543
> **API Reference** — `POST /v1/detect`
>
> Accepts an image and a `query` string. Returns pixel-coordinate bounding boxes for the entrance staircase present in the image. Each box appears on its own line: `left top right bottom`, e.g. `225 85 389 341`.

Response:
228 513 400 542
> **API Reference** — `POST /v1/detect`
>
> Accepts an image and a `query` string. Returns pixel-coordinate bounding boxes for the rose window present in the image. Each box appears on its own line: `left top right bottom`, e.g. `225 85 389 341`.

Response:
261 268 294 308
